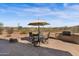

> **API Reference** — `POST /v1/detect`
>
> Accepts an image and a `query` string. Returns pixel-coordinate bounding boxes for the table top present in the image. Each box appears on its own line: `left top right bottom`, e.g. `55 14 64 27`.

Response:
32 34 45 41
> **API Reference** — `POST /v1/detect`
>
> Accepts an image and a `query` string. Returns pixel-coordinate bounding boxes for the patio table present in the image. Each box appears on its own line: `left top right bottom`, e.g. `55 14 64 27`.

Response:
33 34 45 41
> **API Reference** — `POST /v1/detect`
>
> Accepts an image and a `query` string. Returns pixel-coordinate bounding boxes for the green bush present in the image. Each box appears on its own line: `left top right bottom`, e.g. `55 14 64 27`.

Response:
19 29 28 34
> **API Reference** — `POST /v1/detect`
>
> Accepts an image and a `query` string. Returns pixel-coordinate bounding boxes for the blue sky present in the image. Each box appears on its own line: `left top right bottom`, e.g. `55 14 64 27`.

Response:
0 3 79 27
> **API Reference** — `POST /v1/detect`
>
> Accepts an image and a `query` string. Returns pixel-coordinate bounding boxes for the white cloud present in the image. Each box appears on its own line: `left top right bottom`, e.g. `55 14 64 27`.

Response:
1 4 79 20
15 7 79 27
16 7 53 17
64 3 68 8
23 8 51 13
0 8 7 13
67 4 79 11
2 4 79 27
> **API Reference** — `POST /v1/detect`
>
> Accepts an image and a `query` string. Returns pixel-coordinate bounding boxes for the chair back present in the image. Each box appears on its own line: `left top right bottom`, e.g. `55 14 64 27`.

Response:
29 32 33 37
46 32 50 39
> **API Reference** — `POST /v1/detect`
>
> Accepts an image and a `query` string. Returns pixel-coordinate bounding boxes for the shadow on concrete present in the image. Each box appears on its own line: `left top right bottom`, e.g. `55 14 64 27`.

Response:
0 39 72 56
21 37 31 41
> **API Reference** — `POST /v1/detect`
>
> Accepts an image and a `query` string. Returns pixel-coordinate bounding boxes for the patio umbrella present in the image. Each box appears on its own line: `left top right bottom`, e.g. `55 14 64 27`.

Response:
28 20 49 33
28 19 49 42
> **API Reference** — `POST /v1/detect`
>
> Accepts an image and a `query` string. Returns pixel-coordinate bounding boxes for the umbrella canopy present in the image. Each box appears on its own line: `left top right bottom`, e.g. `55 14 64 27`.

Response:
28 20 49 33
28 20 49 26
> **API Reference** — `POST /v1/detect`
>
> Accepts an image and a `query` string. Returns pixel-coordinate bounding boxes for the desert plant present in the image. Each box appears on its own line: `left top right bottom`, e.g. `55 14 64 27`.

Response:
19 29 28 34
0 22 4 35
9 38 18 43
7 28 14 34
0 28 3 34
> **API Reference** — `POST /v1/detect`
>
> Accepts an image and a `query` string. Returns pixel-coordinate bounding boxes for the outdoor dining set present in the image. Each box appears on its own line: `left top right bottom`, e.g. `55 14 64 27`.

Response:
29 32 50 46
28 19 50 46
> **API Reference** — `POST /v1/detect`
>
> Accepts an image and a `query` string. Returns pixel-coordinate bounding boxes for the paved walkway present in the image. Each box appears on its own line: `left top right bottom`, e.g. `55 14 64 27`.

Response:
0 39 72 56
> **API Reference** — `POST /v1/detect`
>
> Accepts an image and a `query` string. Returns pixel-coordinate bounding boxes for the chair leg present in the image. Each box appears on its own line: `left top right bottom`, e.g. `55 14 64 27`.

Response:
45 39 48 44
46 40 48 44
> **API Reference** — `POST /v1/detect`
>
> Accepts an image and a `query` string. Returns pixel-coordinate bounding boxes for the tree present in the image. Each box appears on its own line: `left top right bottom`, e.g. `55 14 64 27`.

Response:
17 23 23 31
0 22 4 34
18 26 23 30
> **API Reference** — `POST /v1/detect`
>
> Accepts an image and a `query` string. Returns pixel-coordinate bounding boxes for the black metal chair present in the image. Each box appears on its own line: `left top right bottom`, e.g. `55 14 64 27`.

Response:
29 32 33 41
43 32 50 44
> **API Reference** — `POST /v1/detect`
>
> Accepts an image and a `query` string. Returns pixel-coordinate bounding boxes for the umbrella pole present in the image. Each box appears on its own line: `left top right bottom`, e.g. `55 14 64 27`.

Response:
38 25 40 42
38 25 40 34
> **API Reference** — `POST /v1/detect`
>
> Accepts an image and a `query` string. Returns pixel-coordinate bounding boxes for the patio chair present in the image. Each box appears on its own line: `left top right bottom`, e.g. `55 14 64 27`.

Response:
31 33 41 47
29 32 33 40
29 32 39 45
43 32 50 44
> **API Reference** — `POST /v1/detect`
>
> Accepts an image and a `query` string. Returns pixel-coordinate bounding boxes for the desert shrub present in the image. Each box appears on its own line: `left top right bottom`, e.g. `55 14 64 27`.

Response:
19 29 28 34
62 31 71 36
6 34 11 37
9 38 18 43
0 23 4 35
18 26 22 30
0 28 3 35
6 28 14 34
